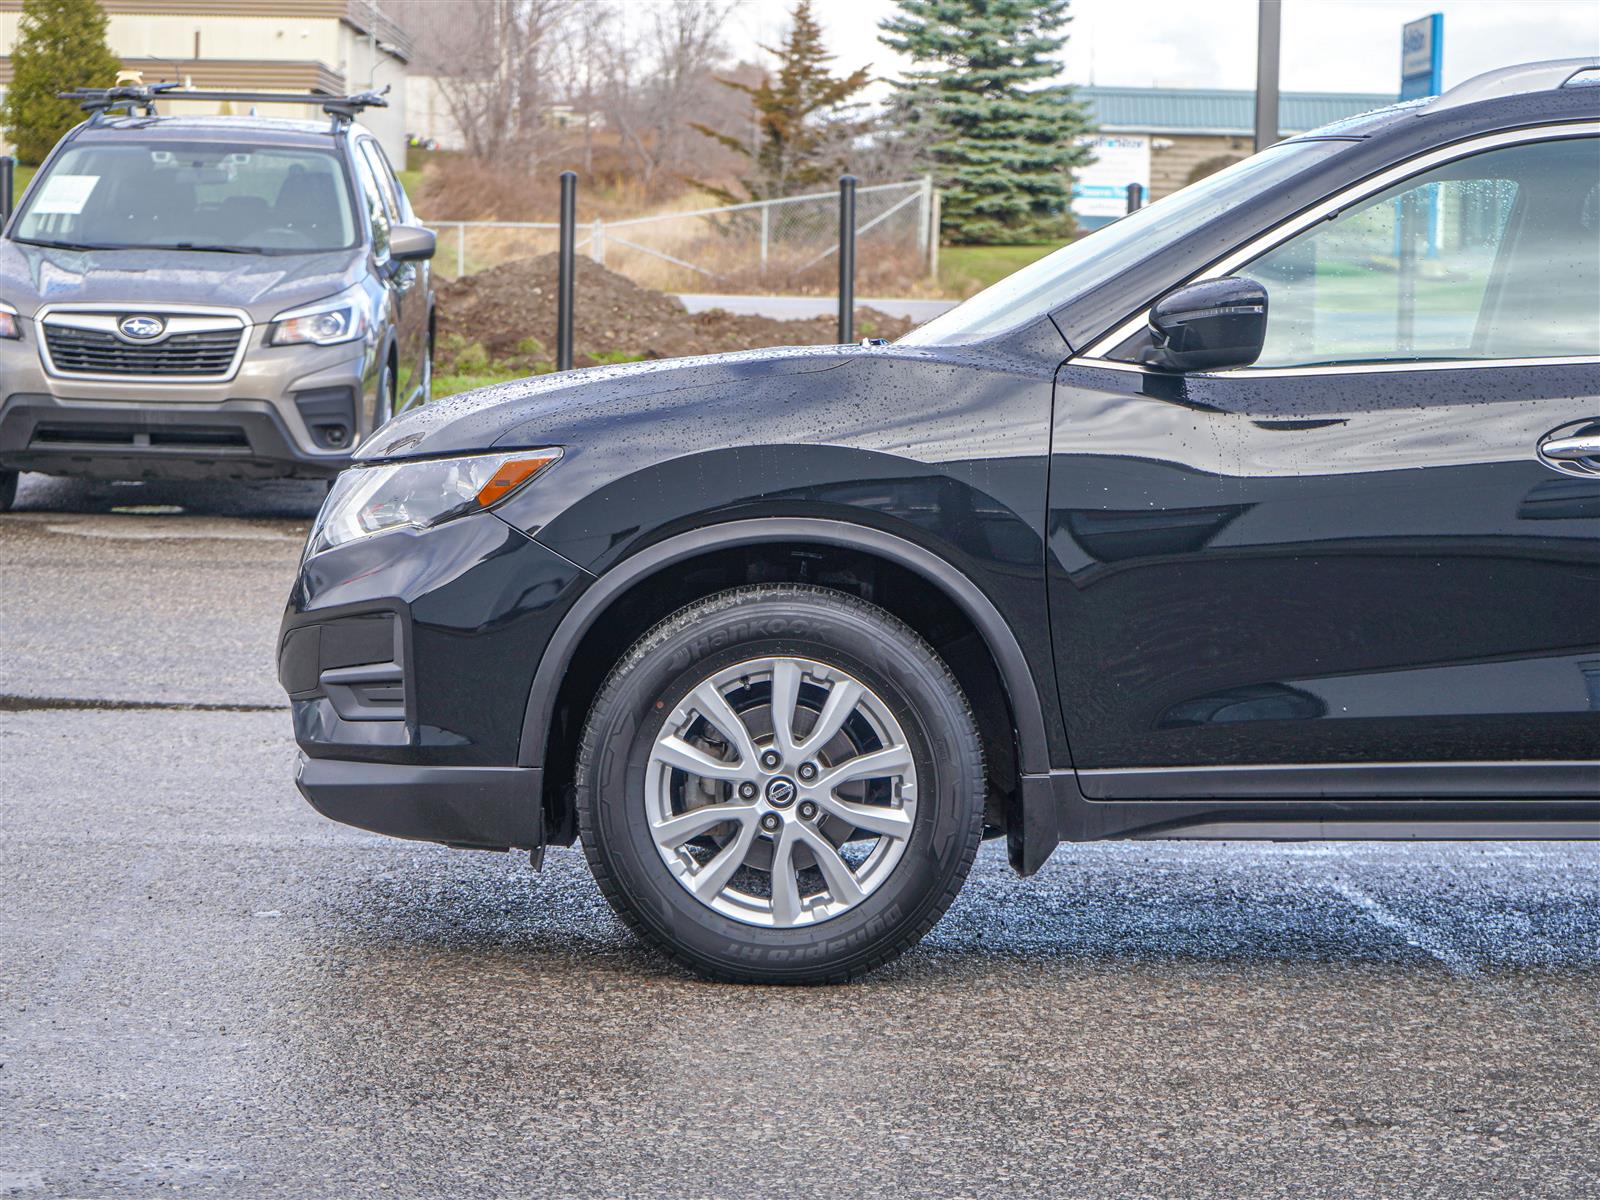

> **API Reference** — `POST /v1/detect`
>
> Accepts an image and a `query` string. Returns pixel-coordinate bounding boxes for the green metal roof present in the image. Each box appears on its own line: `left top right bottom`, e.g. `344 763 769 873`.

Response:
1065 85 1399 137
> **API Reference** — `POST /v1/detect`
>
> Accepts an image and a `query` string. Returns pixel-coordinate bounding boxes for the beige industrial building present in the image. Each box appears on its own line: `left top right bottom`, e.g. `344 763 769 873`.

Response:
0 0 411 159
1065 85 1395 227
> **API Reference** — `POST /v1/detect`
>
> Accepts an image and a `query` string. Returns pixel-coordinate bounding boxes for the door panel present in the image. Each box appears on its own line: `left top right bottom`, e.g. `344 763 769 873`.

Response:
1047 360 1600 770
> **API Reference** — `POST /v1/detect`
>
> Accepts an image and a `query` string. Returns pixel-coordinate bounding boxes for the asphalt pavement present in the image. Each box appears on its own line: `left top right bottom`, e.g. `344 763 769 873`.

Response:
3 472 1599 1199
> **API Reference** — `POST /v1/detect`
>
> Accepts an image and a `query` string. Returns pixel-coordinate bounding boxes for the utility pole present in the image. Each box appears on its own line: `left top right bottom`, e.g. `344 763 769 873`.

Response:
1254 0 1282 153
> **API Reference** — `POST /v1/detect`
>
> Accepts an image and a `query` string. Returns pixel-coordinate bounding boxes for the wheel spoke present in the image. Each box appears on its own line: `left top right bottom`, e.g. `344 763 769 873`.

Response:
816 794 913 841
798 826 865 907
686 818 758 899
650 802 755 849
645 655 920 929
689 680 759 767
818 744 913 790
796 678 862 755
652 735 747 783
768 822 803 926
769 658 802 760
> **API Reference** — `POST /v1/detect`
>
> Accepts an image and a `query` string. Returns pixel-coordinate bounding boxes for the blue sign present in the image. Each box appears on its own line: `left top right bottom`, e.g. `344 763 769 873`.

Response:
1401 13 1444 100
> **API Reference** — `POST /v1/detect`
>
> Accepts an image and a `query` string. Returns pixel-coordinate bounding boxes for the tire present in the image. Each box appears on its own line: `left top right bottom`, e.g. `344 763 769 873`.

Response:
576 585 985 984
0 468 16 512
421 324 434 405
374 358 396 429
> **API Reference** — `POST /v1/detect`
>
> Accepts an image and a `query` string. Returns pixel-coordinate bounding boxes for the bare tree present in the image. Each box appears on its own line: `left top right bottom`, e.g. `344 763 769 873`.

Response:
598 0 737 190
395 0 575 165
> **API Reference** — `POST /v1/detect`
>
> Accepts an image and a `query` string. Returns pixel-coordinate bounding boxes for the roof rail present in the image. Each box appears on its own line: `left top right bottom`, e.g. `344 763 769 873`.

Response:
1431 57 1600 112
58 83 389 128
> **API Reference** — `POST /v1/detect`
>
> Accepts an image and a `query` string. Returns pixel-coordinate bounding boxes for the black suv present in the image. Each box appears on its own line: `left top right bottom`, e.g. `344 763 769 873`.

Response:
281 60 1600 983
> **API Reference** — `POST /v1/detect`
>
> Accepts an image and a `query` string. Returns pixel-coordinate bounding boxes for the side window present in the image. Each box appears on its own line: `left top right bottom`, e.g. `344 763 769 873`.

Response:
359 139 410 223
351 145 390 259
1239 136 1600 368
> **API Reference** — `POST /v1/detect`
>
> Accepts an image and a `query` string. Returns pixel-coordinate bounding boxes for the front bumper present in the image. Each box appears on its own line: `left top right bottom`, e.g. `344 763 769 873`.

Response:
296 756 544 851
279 509 592 851
0 393 351 480
0 330 370 480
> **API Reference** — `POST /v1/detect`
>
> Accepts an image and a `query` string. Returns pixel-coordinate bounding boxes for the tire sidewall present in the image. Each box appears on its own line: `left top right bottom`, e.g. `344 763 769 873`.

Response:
582 590 981 980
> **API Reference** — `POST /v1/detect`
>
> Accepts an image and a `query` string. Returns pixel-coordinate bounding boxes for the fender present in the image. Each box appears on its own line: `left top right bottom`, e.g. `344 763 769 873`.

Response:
515 517 1053 779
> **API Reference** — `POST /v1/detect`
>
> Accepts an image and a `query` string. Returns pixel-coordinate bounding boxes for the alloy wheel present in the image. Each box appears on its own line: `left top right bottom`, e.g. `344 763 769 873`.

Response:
645 656 918 928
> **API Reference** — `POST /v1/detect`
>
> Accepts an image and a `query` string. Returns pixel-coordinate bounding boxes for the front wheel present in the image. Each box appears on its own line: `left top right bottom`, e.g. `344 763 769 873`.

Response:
0 468 17 512
576 585 985 984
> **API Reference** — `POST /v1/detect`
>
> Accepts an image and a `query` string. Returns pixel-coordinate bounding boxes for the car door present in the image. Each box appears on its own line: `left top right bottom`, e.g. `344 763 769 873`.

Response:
360 139 430 408
1047 126 1600 799
354 139 423 414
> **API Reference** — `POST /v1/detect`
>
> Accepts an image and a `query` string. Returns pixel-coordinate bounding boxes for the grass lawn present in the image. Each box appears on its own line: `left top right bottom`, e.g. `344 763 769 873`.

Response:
938 241 1067 297
434 371 527 398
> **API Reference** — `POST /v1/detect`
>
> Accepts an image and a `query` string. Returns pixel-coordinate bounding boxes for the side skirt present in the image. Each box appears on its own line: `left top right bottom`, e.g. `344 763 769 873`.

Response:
1009 765 1600 875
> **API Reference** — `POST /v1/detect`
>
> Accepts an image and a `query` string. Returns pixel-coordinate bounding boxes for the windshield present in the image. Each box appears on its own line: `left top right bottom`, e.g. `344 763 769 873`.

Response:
12 140 358 254
902 140 1348 347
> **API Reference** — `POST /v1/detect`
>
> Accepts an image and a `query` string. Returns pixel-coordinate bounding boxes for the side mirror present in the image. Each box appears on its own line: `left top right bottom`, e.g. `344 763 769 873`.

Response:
389 224 436 263
1143 277 1268 372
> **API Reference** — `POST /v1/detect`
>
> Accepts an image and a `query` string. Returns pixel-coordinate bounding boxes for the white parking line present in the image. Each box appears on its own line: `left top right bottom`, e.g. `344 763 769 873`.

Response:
1330 880 1479 976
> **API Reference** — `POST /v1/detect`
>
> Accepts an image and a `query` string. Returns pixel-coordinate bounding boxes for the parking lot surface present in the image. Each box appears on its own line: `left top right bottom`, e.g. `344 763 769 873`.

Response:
3 475 1598 1199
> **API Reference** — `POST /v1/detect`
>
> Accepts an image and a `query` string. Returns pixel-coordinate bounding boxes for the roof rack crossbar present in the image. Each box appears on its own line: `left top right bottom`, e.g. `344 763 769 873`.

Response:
59 84 389 128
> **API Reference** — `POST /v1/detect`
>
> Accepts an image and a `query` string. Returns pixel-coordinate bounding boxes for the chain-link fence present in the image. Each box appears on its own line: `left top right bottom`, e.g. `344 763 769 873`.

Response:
426 178 936 295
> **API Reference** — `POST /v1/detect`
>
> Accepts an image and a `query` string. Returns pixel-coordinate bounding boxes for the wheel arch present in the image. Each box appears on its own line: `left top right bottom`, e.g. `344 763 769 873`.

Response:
518 518 1056 868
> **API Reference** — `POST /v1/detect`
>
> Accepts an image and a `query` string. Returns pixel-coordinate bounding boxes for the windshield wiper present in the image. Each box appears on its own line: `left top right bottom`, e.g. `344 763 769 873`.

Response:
167 243 260 255
12 237 118 252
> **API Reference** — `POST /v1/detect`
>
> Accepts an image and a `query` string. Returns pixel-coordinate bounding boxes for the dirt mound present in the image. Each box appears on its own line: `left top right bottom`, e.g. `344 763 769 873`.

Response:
436 253 915 373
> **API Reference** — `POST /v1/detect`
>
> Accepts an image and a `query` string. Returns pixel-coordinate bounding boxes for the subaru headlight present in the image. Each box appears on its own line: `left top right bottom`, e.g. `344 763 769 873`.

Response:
0 301 19 340
271 284 372 346
306 449 561 557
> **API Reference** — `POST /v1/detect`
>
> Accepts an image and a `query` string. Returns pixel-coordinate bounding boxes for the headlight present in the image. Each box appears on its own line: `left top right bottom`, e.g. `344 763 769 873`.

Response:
271 284 370 346
0 302 19 340
307 448 561 557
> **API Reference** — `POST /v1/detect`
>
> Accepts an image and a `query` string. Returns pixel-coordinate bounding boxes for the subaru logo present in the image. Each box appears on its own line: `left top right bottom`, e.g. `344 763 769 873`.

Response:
118 315 165 341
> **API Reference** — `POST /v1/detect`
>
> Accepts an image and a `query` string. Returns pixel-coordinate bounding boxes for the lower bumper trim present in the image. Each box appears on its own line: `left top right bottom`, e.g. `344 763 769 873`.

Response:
296 755 543 851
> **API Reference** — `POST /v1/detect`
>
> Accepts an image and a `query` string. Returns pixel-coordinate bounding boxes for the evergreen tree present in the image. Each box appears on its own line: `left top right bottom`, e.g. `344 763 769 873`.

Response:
692 0 870 202
880 0 1092 244
1 0 121 164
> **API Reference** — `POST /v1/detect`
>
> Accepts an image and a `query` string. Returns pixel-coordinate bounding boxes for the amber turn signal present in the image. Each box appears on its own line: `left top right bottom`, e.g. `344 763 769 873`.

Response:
474 451 562 507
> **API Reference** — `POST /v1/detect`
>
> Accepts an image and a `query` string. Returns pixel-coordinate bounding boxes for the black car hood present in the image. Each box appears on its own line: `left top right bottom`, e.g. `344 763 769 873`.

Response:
0 240 367 322
358 345 865 462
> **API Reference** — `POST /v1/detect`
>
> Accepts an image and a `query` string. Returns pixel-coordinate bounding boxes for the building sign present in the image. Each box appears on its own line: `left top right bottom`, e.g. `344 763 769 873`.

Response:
1400 13 1444 100
1071 135 1151 220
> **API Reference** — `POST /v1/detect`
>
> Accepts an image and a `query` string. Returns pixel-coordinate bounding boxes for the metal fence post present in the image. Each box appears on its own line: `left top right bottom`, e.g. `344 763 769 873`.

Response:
557 171 576 372
456 223 466 278
0 157 14 223
591 217 605 266
837 175 857 344
928 189 941 280
759 202 770 274
1125 182 1144 213
917 174 933 256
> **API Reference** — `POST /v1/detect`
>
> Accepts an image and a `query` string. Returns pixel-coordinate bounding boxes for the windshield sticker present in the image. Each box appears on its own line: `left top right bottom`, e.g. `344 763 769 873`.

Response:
32 174 99 215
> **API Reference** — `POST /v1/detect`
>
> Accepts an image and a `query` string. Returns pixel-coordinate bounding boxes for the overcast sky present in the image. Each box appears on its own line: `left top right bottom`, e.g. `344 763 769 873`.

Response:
723 0 1600 98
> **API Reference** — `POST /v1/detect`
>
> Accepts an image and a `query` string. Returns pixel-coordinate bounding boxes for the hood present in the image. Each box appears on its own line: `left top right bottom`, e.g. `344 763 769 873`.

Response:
359 345 864 462
0 240 367 322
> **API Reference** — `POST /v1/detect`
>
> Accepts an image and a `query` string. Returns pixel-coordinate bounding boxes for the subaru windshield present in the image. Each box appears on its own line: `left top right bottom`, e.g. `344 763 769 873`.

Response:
11 141 358 255
901 139 1348 347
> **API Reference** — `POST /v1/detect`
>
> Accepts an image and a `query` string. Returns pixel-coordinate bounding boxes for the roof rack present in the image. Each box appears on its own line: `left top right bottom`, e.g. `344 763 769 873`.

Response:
1431 57 1600 112
58 83 389 128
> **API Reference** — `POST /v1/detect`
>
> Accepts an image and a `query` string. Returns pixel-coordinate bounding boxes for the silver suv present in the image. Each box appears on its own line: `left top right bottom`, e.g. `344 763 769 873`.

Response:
0 86 434 509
